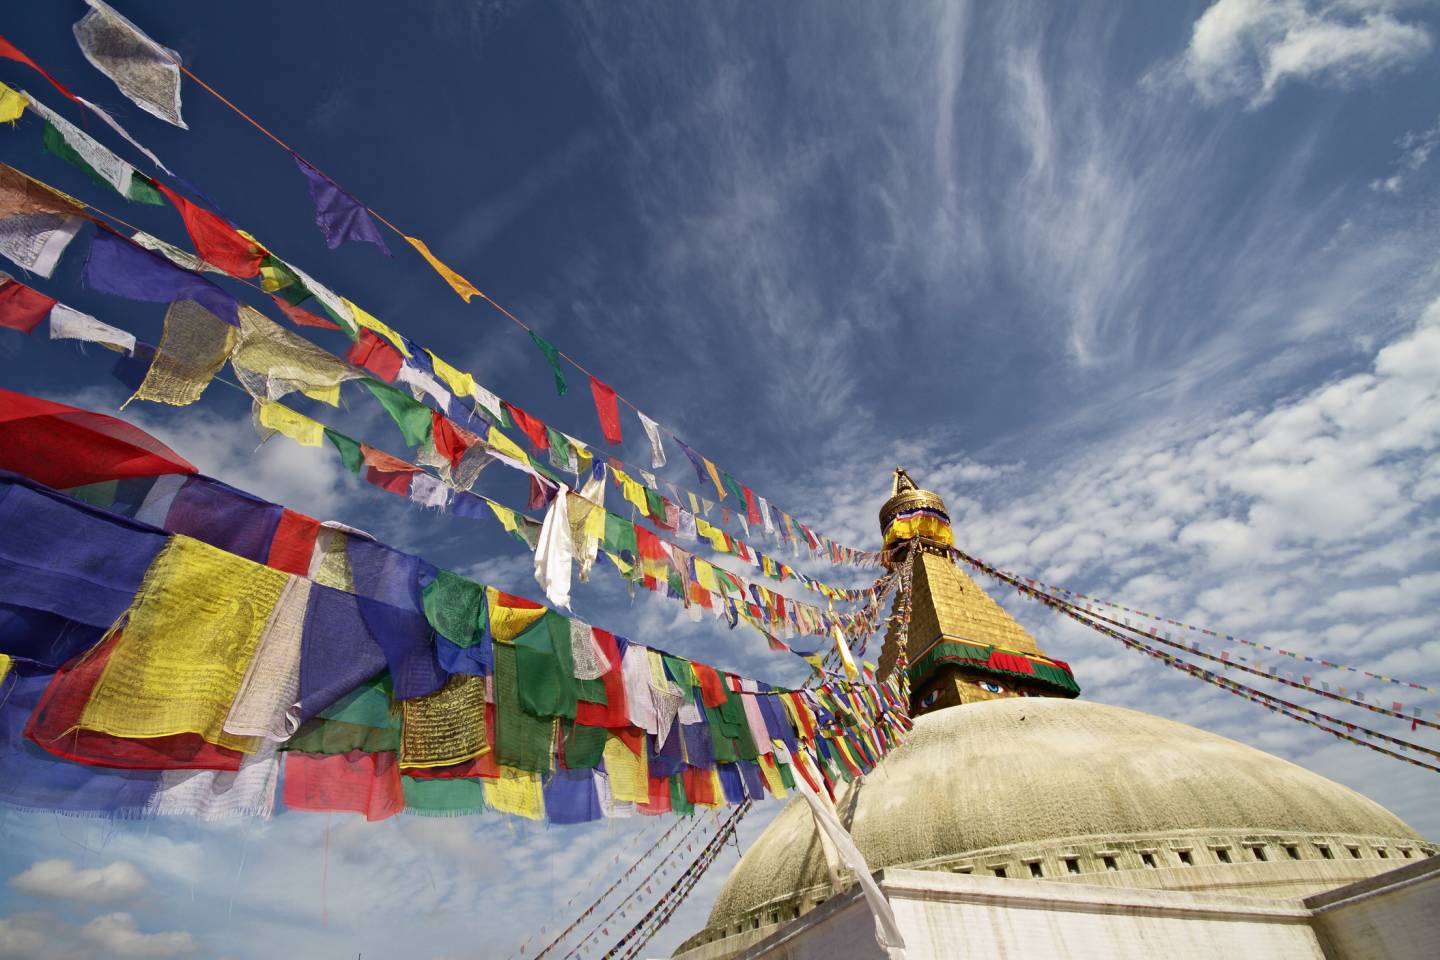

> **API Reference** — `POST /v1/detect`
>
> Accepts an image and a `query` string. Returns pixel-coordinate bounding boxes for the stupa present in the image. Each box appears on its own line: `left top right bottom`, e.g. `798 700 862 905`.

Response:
674 471 1436 960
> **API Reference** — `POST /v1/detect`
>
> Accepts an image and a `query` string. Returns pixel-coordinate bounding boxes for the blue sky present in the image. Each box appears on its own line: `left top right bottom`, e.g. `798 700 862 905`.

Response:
2 1 1439 957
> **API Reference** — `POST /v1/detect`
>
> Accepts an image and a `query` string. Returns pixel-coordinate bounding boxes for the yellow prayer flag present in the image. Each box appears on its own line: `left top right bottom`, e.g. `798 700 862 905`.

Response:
486 426 529 465
486 586 548 642
704 458 726 501
486 500 520 534
425 349 475 398
694 558 718 593
484 766 545 819
0 652 11 685
0 82 27 123
758 755 787 798
300 383 341 407
603 735 649 803
405 235 482 302
257 401 324 447
342 298 411 357
833 625 859 680
80 536 286 753
258 262 294 293
687 492 700 515
584 501 607 542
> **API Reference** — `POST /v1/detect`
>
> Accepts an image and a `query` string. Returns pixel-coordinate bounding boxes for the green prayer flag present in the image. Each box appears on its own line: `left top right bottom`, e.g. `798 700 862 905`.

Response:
561 721 608 769
529 330 569 396
325 428 364 474
402 776 486 816
514 611 578 720
547 426 574 473
662 655 695 691
704 704 738 764
283 675 400 754
40 121 164 206
721 471 746 507
644 486 666 521
603 513 639 560
669 775 694 816
493 644 556 774
363 379 434 447
259 255 308 304
126 173 165 206
422 570 487 647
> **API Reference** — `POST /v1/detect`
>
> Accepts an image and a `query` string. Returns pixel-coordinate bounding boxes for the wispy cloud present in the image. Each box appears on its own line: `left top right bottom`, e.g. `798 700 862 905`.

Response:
1181 0 1433 108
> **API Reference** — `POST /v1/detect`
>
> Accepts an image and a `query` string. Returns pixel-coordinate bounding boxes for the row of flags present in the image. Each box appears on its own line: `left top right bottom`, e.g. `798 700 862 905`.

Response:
0 14 882 572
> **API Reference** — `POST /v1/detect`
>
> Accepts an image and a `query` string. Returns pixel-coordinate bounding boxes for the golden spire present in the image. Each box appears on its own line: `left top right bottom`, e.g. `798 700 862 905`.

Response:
876 468 1079 715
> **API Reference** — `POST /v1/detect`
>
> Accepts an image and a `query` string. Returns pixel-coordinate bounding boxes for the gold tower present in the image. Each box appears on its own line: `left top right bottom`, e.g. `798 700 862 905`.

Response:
877 468 1079 716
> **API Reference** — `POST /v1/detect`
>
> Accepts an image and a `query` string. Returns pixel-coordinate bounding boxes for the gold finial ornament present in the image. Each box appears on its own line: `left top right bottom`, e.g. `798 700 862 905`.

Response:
878 467 950 533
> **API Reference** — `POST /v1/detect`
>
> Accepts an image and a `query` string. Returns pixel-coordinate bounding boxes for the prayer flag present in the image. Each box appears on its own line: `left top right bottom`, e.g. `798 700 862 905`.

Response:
362 379 433 447
48 302 134 354
637 411 667 468
589 377 622 444
405 235 480 301
704 459 726 501
0 80 26 122
294 155 390 255
271 294 340 331
343 298 409 356
529 330 568 396
0 275 56 332
83 229 239 326
73 1 187 128
151 182 264 278
504 402 549 451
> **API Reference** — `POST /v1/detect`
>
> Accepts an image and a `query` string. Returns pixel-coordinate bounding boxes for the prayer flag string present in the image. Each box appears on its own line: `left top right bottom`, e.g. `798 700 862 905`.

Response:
0 29 881 572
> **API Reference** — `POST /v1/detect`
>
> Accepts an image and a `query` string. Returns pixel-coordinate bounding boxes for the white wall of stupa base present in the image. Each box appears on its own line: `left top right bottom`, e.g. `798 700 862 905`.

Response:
686 856 1440 960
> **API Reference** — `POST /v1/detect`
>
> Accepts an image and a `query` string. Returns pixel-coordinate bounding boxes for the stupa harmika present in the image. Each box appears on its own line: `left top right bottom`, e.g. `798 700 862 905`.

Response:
675 471 1437 960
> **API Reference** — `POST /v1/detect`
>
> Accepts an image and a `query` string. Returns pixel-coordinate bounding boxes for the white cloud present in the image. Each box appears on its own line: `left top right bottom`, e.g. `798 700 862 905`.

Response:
9 859 147 904
0 916 48 960
80 913 197 958
1371 115 1440 192
1183 0 1432 107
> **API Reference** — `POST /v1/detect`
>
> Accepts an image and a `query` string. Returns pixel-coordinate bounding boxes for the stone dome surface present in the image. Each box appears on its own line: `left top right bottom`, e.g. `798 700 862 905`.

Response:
684 697 1428 955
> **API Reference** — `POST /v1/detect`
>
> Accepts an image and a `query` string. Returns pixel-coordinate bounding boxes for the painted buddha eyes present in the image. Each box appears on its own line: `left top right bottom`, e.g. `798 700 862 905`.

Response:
921 689 941 708
979 681 1005 694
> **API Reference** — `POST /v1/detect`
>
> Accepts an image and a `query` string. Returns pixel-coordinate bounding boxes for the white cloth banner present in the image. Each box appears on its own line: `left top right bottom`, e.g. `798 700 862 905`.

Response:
48 303 135 355
776 743 907 959
637 411 667 468
397 361 451 409
148 741 280 820
225 577 308 741
74 1 188 128
0 213 82 278
533 487 574 608
409 473 451 511
24 91 136 196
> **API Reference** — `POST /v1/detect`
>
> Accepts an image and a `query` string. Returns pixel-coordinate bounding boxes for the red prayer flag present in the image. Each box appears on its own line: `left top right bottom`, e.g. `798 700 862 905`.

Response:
346 329 404 382
576 628 630 729
691 662 728 709
0 386 196 488
743 486 761 525
682 766 717 805
152 182 265 278
271 294 341 331
588 377 622 445
266 508 321 575
0 34 79 102
282 751 404 821
638 775 672 815
431 411 468 469
0 280 57 334
504 402 549 451
366 465 414 496
26 630 244 771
